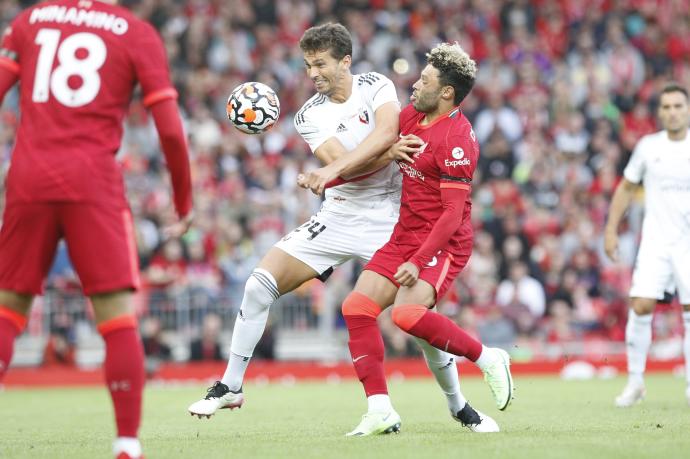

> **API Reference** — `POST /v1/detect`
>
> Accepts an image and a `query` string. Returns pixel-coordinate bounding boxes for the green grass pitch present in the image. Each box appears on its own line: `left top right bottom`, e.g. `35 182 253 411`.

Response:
2 374 690 459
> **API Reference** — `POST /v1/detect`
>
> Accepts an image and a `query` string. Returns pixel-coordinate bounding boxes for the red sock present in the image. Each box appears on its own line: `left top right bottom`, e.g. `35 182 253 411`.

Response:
98 316 145 438
392 304 482 361
342 292 387 396
0 306 27 381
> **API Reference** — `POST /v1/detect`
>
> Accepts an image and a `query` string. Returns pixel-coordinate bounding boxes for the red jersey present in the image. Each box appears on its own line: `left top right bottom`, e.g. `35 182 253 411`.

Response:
392 104 479 265
0 0 178 207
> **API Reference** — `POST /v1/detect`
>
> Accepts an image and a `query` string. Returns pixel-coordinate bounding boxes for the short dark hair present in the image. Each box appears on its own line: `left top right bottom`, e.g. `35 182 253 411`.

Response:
299 23 352 61
426 43 477 105
660 82 689 100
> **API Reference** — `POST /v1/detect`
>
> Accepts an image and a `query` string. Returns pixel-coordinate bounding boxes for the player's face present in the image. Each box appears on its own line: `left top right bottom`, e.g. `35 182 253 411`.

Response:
411 65 443 113
303 49 350 96
658 91 690 134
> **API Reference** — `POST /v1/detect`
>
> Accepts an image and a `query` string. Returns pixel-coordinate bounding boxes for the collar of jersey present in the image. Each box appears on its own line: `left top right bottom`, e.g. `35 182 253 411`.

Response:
416 105 461 130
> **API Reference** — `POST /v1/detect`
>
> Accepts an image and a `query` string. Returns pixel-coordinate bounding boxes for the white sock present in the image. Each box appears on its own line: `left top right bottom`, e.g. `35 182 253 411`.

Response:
626 309 653 386
367 394 393 413
222 269 279 390
221 353 250 392
415 337 467 414
113 437 142 458
683 311 690 386
474 346 498 371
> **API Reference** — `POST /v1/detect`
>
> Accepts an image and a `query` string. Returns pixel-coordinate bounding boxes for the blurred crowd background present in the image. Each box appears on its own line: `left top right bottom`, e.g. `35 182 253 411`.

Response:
1 0 689 368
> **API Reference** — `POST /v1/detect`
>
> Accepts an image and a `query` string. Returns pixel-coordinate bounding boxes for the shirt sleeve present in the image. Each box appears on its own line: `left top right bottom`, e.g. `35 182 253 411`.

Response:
294 110 335 153
435 129 478 192
0 14 25 75
129 21 178 107
363 72 399 112
623 136 647 184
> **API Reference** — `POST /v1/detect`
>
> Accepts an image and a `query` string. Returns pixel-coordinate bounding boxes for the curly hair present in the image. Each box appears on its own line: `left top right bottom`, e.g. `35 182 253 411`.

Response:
299 23 353 61
426 42 477 105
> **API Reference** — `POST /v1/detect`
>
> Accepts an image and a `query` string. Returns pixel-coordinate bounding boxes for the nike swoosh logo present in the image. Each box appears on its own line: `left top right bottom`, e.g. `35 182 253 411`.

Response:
352 355 368 363
383 413 391 421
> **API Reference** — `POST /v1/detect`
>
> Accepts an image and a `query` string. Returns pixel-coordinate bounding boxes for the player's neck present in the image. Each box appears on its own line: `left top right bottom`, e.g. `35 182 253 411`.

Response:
420 102 455 125
666 127 688 141
328 73 353 104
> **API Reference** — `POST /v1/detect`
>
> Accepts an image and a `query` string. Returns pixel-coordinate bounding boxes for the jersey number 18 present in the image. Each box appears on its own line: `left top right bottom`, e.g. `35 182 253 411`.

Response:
32 28 106 107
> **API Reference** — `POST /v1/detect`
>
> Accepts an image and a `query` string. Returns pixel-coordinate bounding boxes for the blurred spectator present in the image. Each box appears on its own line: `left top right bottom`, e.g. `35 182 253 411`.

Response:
141 316 172 376
42 312 75 366
190 313 223 361
496 261 546 335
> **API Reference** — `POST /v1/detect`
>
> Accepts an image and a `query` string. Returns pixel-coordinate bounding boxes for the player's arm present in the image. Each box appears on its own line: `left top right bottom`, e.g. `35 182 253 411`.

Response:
0 18 21 103
396 185 469 287
149 98 193 236
605 137 646 261
0 66 18 102
330 101 400 177
298 102 399 194
133 22 193 236
604 178 640 261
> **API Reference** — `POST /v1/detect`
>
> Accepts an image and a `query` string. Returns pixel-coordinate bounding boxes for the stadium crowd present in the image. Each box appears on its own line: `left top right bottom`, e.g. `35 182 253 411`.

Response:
1 0 689 362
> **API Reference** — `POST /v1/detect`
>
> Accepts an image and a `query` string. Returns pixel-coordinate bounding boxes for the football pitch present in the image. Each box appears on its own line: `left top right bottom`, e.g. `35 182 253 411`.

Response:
2 374 690 459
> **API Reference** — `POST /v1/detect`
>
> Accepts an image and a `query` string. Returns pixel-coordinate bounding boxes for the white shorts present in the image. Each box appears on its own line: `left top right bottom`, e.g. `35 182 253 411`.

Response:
630 239 690 304
274 209 398 279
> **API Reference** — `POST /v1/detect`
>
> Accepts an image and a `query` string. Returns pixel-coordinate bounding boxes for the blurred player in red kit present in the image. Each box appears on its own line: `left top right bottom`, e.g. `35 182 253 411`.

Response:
0 1 192 457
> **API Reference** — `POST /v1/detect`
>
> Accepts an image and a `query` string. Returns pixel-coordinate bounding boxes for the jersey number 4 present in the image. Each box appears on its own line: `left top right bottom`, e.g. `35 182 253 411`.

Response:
32 29 106 107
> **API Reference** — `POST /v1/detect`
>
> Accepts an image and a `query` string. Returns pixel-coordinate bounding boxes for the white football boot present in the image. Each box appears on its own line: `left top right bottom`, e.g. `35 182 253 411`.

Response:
188 381 244 418
614 382 646 407
481 348 515 411
345 410 402 437
452 403 500 433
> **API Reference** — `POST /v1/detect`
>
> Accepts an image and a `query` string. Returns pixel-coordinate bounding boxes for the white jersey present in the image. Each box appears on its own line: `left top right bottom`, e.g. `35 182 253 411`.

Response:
624 130 690 245
294 72 401 217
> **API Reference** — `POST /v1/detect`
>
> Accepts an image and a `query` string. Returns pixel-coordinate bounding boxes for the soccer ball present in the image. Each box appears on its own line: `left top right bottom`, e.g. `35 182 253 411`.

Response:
226 82 280 134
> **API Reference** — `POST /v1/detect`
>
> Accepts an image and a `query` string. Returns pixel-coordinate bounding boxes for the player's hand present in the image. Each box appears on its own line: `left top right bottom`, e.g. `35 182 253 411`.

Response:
389 134 424 164
604 229 619 262
297 165 339 195
163 212 194 239
394 261 420 287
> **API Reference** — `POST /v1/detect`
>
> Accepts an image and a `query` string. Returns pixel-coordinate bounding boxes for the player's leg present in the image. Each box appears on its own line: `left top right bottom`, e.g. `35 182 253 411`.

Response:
615 297 656 407
683 303 690 406
670 246 690 405
390 282 502 428
62 203 145 459
617 245 671 407
0 291 33 381
90 291 145 459
190 213 346 417
390 251 513 413
0 202 60 381
342 269 401 436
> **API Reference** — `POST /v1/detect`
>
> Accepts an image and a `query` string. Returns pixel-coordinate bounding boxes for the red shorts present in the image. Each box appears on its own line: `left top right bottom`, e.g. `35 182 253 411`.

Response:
364 238 472 300
0 202 140 295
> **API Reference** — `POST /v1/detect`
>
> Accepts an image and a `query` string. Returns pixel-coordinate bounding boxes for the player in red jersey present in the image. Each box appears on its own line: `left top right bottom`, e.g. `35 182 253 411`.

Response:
337 43 515 436
0 1 192 457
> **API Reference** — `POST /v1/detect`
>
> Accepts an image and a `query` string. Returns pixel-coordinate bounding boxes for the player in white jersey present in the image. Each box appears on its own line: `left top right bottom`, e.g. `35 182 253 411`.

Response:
605 83 690 407
187 22 402 419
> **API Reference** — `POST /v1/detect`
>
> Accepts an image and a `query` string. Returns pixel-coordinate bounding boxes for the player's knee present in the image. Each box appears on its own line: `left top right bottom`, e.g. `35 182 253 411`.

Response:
342 291 382 318
630 298 655 315
391 304 428 332
242 269 280 316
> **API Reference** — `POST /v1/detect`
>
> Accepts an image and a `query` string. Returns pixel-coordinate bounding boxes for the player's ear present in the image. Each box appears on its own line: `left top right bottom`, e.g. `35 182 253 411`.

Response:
442 86 454 101
341 54 352 70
